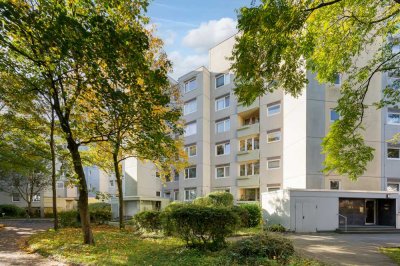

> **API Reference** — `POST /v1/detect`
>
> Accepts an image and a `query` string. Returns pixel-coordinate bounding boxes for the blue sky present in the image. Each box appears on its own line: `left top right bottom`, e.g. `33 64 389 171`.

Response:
147 0 251 79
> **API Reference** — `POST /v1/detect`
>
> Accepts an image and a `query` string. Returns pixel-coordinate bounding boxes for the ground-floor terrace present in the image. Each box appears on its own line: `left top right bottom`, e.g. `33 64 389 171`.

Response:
262 189 400 232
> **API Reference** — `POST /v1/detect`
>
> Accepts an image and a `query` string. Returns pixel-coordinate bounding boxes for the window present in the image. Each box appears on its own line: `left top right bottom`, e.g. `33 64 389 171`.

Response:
267 158 280 169
184 78 196 93
387 183 400 191
184 188 197 201
184 99 197 115
334 73 341 85
33 193 40 202
267 187 280 192
267 129 281 143
12 193 20 202
215 95 230 111
330 180 340 190
330 109 340 122
267 103 281 116
184 166 197 179
215 73 230 88
388 110 400 124
216 165 230 178
174 190 179 201
184 121 197 137
239 136 259 152
216 118 230 133
239 161 260 176
109 180 114 187
156 191 161 197
56 181 64 189
243 116 259 126
216 142 230 155
174 170 180 181
388 146 400 159
185 144 197 157
164 192 171 199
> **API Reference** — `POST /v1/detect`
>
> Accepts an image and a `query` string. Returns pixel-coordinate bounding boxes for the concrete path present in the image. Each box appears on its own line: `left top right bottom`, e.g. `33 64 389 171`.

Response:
0 219 66 266
290 233 400 266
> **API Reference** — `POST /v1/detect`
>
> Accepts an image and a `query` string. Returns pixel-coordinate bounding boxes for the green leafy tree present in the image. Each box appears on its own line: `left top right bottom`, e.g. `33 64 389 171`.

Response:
0 0 170 244
232 0 400 180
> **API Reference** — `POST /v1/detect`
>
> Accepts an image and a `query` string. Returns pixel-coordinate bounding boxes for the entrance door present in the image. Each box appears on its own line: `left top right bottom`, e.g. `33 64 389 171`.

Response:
365 199 376 225
295 202 317 232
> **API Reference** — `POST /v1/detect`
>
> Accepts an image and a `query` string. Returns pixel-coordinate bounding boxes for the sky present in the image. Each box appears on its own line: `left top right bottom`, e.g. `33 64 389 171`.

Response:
147 0 252 79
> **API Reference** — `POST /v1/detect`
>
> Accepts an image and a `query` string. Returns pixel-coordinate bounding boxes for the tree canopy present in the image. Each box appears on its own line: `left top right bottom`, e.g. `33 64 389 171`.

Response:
232 0 400 179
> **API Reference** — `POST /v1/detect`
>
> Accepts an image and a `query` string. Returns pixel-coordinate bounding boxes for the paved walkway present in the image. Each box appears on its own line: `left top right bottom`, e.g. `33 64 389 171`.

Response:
290 233 400 266
0 219 66 266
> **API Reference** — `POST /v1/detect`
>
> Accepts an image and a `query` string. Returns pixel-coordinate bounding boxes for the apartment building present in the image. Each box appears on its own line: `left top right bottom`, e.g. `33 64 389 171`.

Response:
161 35 400 232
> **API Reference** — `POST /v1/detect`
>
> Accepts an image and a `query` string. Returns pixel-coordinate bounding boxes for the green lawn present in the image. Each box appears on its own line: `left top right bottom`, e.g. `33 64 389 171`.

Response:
28 226 322 266
380 247 400 264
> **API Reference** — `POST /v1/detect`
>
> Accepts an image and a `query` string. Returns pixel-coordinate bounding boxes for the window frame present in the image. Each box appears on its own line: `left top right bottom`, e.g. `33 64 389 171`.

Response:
183 98 197 115
184 144 197 157
184 166 197 179
388 146 400 160
216 142 230 156
56 181 64 189
184 78 197 93
239 161 260 177
215 165 230 179
32 193 41 202
239 136 260 152
215 73 230 88
267 103 281 116
215 118 230 133
11 192 20 202
329 180 341 190
387 183 400 192
387 111 400 125
330 109 340 123
267 159 281 170
215 94 230 111
267 130 281 143
184 121 197 137
184 188 197 201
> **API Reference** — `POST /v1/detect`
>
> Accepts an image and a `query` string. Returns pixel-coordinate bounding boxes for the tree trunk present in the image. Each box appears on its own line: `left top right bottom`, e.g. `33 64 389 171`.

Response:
50 109 58 230
113 151 124 229
27 201 32 217
66 138 94 245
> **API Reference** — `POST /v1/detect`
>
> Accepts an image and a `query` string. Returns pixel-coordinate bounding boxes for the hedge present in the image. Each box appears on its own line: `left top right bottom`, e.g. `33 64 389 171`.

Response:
238 204 262 227
0 204 26 218
134 210 162 232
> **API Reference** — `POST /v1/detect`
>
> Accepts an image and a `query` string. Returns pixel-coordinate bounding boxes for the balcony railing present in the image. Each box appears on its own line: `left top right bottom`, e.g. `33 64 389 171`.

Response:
237 123 259 138
237 101 259 114
237 149 260 162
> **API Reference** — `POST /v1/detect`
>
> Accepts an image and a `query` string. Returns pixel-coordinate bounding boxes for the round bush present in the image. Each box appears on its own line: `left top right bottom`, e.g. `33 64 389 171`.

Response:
229 233 294 263
167 204 240 249
89 203 111 224
59 210 80 228
266 224 286 233
134 210 162 232
231 205 250 228
239 204 262 227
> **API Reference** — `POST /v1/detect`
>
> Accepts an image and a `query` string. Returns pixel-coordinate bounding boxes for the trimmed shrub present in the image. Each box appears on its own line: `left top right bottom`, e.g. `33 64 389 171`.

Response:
231 205 250 228
193 192 234 207
229 233 294 263
239 204 262 227
266 224 286 233
134 210 162 232
167 204 240 249
59 210 80 228
89 203 111 224
160 202 186 236
208 192 234 207
0 204 26 218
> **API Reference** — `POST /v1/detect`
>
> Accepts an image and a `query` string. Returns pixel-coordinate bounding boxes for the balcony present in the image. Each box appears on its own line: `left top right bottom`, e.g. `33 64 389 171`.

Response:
237 123 259 138
237 187 260 202
237 101 259 114
237 175 260 187
237 149 260 162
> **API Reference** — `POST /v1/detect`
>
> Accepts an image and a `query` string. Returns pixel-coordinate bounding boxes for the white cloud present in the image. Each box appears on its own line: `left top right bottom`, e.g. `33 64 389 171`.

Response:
182 18 238 52
163 30 176 46
168 51 208 79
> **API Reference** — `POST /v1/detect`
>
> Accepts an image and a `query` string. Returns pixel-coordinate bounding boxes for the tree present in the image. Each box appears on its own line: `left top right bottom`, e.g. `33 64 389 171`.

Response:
0 0 178 244
88 35 185 229
0 113 51 216
232 0 400 180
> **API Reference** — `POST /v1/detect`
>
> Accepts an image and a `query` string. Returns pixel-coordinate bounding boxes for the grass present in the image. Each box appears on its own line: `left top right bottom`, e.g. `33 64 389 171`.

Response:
28 225 322 266
380 247 400 264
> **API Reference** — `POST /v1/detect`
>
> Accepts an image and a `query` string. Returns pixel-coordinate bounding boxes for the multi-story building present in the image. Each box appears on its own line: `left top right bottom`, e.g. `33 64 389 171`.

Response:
161 34 400 232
